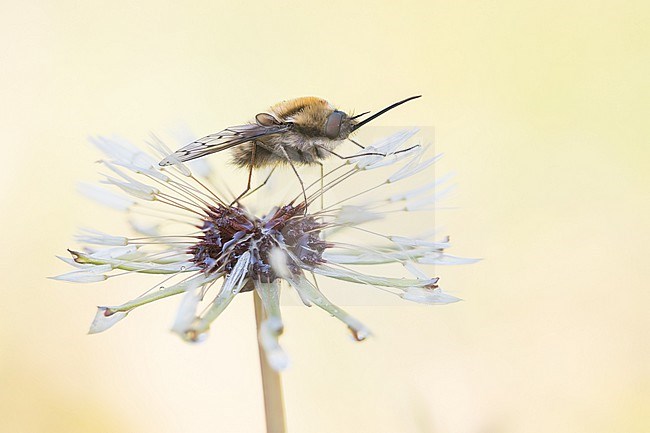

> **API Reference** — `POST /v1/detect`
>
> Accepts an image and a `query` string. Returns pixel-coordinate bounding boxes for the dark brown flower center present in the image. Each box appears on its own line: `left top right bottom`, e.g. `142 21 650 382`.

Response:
189 203 328 291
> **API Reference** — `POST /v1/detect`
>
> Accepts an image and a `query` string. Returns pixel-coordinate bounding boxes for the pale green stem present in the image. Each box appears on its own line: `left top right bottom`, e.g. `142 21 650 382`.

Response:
254 293 286 433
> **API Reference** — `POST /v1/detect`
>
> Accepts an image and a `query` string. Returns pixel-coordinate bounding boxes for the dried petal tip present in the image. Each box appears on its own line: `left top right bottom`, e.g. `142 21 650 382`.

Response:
181 329 208 343
88 307 128 334
349 325 371 342
400 287 462 305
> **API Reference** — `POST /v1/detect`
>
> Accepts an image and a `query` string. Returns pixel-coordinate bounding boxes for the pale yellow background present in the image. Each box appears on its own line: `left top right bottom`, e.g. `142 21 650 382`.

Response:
1 1 648 432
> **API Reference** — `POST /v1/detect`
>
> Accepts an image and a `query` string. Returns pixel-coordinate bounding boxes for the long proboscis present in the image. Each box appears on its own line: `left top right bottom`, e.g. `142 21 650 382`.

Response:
350 95 422 131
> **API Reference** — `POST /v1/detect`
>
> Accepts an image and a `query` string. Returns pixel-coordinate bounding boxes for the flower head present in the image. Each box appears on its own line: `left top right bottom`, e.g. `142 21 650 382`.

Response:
54 130 477 370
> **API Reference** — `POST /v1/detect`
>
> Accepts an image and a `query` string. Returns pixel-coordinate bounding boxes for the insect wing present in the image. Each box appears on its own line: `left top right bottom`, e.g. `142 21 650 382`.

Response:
159 123 289 166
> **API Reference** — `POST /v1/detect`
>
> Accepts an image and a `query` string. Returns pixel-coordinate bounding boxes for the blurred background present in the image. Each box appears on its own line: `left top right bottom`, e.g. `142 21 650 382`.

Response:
1 1 648 432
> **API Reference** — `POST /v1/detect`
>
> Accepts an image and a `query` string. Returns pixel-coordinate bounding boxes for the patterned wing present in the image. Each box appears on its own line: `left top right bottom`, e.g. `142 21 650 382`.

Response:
159 123 289 166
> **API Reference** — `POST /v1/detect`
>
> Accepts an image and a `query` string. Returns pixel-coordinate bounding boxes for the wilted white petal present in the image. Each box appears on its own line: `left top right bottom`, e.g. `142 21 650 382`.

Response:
335 205 383 225
51 266 111 283
324 245 438 265
128 219 161 236
70 249 194 274
389 236 450 249
103 177 158 201
390 179 437 203
355 129 419 169
259 317 289 370
94 137 159 167
76 235 127 246
57 255 99 269
88 307 128 334
400 287 462 304
364 144 421 170
418 253 481 265
186 158 212 178
76 229 128 246
91 136 159 169
372 129 419 153
388 150 442 183
91 136 138 163
190 252 251 336
114 161 170 182
323 250 399 265
255 280 288 371
171 278 205 338
268 247 291 279
403 261 430 279
77 183 134 210
108 274 215 320
147 135 192 176
286 273 371 341
313 264 438 288
89 245 138 259
404 185 456 211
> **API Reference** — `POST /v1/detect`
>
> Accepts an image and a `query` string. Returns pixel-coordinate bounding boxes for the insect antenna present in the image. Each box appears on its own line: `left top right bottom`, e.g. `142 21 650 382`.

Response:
350 111 370 120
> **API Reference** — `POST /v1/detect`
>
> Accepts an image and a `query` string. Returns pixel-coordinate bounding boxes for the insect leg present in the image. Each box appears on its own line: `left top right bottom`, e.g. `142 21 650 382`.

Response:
231 143 257 206
317 144 420 160
279 146 308 213
241 166 277 200
316 161 324 211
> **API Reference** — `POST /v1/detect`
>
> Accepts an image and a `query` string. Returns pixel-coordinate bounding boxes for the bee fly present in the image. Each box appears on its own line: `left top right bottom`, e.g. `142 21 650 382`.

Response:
159 95 421 205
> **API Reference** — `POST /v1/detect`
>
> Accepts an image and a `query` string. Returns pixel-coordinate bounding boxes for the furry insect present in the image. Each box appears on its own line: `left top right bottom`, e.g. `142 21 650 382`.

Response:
159 95 421 203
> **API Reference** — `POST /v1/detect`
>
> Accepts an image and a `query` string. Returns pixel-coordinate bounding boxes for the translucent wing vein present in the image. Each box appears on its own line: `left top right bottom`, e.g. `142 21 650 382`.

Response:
159 123 289 166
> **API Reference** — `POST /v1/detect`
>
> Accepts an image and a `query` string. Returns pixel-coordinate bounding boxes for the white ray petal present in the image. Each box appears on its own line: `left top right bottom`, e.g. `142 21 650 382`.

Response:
286 273 371 341
103 177 158 201
88 245 138 259
354 129 419 169
418 254 481 265
147 135 192 176
335 205 383 225
389 236 450 249
70 250 195 274
389 176 445 202
268 247 291 280
113 161 170 182
312 264 438 288
388 150 442 183
403 261 430 279
171 278 205 338
76 229 128 246
106 273 215 316
189 252 251 336
90 136 140 163
128 219 161 236
77 183 134 211
51 266 111 283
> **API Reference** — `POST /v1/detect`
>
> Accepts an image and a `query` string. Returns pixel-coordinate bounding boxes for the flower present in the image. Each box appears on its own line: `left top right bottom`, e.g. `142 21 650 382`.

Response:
54 130 477 370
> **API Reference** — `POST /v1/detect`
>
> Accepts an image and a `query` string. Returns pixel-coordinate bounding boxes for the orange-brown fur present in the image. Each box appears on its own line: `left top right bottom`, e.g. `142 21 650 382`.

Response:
231 97 356 168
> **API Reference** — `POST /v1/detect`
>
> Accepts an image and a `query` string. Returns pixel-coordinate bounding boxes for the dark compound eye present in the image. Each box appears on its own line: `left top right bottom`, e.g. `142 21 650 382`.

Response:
324 110 344 139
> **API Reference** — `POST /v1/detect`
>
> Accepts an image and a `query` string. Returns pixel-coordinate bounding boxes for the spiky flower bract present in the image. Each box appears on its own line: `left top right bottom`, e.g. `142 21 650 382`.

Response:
54 130 477 370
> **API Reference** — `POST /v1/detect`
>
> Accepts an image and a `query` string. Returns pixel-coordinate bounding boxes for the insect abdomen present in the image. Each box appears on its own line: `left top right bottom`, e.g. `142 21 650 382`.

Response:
230 134 339 168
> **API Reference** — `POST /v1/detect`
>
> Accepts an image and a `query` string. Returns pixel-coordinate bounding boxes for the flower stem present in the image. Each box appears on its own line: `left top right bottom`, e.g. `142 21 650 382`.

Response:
254 293 287 433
